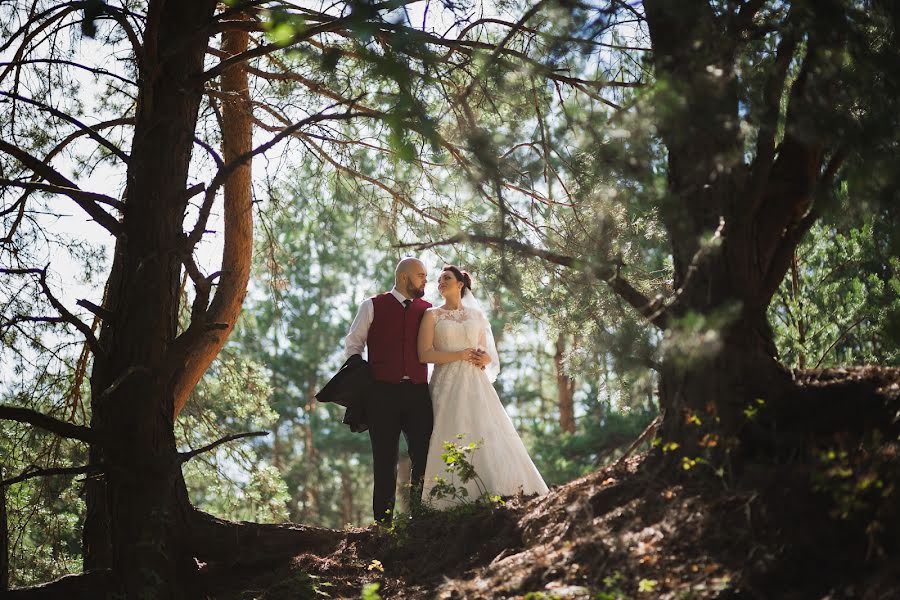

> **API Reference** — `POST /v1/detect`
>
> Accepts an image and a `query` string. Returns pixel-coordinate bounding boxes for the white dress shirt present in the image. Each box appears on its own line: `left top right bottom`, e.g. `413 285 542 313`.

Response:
345 287 410 358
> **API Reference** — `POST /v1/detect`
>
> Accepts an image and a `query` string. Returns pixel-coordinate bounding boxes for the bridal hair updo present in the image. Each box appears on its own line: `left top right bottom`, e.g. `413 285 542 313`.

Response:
442 265 472 298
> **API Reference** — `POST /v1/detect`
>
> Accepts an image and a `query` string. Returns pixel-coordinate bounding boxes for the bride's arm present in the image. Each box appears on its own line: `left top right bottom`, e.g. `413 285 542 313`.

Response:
418 310 473 365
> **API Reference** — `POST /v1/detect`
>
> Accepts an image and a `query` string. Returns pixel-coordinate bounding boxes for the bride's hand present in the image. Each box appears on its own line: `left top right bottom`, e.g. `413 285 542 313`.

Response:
456 348 479 363
472 349 490 368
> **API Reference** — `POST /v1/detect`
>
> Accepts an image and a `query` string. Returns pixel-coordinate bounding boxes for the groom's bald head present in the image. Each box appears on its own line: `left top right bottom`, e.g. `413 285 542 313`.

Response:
395 257 427 299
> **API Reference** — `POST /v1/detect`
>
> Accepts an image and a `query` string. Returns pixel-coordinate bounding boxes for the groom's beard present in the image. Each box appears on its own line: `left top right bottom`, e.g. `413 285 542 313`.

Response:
408 284 426 298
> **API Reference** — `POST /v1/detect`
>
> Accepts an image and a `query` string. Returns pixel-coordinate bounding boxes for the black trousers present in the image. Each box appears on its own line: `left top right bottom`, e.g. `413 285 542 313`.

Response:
366 380 433 524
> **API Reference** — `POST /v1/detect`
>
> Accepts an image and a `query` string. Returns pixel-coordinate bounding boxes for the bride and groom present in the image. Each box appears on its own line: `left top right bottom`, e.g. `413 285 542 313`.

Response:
344 257 548 525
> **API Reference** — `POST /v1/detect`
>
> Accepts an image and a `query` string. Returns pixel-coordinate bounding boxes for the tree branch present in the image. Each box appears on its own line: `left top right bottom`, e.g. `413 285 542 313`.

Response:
199 16 353 82
0 58 136 86
2 266 106 359
183 107 369 250
1 464 103 488
0 138 123 233
747 7 801 214
399 234 667 328
0 179 122 235
41 117 134 165
1 315 67 329
178 431 268 464
0 405 97 443
459 0 550 101
0 91 129 163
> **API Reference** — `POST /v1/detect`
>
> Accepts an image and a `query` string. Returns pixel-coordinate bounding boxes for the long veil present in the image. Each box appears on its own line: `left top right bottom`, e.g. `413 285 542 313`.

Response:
461 291 500 383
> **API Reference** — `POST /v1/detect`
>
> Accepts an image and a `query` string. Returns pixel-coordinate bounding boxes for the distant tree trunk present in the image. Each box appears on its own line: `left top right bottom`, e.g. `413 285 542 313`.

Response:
1 465 7 592
554 333 576 434
601 351 610 412
304 375 321 522
272 418 283 471
340 468 354 526
396 454 412 514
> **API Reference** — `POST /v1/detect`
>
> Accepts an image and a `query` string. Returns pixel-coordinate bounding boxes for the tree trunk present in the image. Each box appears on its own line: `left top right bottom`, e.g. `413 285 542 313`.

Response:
83 1 219 595
554 333 576 434
304 376 321 522
340 468 354 526
643 0 829 457
171 13 254 418
1 465 7 592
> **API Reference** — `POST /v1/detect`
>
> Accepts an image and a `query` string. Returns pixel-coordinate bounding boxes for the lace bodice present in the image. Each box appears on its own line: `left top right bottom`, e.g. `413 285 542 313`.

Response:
431 307 485 352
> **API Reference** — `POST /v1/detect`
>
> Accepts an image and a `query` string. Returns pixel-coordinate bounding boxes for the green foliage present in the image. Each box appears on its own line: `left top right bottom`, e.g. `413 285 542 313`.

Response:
361 581 382 600
530 404 657 485
1 470 83 587
810 434 895 523
523 592 562 600
179 354 289 523
770 215 900 368
595 570 628 600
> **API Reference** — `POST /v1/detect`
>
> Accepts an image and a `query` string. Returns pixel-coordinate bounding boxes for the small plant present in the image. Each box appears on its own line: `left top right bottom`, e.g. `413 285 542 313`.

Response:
595 570 627 600
810 440 890 520
428 435 503 507
361 581 382 600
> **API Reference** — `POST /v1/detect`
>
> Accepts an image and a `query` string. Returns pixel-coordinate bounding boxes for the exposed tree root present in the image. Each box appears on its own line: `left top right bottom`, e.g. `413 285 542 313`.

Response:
185 506 347 568
4 570 112 599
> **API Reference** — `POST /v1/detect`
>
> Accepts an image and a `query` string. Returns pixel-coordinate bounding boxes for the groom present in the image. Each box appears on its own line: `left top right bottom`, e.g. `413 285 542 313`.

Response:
345 257 433 525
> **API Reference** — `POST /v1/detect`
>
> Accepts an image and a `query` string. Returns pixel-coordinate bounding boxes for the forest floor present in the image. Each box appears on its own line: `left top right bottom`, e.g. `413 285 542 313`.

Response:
208 367 900 600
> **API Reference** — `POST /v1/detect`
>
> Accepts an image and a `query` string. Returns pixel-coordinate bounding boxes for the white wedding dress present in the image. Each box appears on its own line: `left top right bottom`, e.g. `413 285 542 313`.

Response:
422 306 549 509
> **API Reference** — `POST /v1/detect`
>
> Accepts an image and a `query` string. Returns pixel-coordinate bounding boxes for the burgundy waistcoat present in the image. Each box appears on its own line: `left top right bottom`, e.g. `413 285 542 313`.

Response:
367 293 430 384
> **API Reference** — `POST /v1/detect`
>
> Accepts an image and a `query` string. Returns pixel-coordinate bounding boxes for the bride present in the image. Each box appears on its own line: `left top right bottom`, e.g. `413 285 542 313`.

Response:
417 265 549 508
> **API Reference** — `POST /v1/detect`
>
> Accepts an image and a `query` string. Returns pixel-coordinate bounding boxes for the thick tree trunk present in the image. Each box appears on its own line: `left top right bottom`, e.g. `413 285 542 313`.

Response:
83 1 219 596
656 308 791 457
643 0 831 456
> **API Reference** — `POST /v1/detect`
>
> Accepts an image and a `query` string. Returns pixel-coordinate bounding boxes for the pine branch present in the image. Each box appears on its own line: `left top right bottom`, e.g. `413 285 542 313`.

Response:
398 234 668 329
1 464 103 488
0 405 97 443
178 431 269 463
0 91 129 163
1 266 106 359
0 180 122 235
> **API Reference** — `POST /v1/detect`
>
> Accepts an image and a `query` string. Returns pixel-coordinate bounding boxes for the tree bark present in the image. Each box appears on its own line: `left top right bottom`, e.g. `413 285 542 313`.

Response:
643 0 831 455
554 333 576 434
171 14 254 418
83 1 219 595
